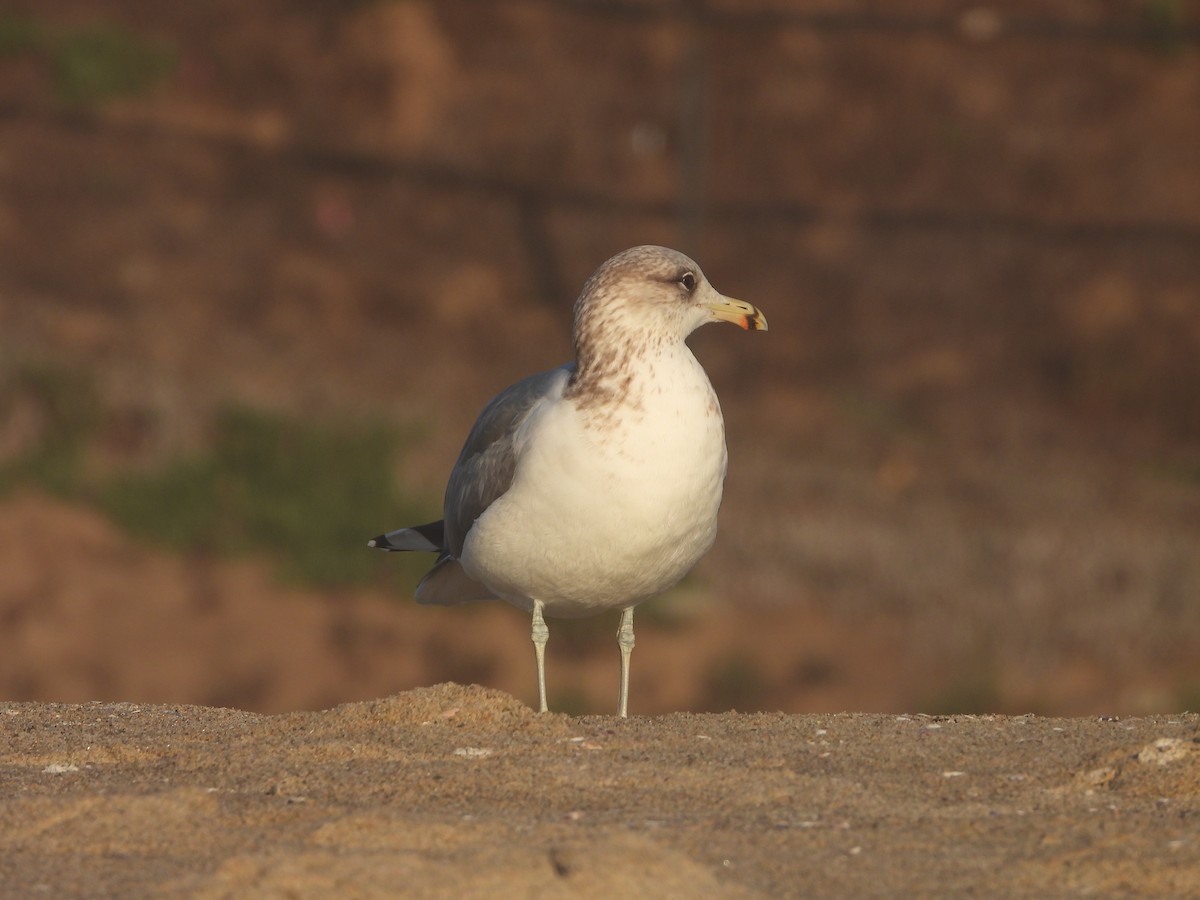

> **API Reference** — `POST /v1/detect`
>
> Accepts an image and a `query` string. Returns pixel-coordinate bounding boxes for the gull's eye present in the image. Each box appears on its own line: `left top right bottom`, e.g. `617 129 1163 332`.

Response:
678 271 697 293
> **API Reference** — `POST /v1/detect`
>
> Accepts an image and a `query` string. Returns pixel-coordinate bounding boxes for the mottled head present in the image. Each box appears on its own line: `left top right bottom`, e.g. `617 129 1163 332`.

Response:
571 246 767 368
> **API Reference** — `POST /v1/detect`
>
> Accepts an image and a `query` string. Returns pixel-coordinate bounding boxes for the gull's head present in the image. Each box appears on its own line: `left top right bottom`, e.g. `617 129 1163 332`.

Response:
573 246 768 349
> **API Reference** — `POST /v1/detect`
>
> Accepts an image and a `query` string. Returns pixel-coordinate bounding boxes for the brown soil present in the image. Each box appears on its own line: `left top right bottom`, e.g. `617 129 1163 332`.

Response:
2 685 1199 897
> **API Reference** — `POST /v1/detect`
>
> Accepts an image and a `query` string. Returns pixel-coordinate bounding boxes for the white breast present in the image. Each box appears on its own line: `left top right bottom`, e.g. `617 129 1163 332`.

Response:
460 346 727 618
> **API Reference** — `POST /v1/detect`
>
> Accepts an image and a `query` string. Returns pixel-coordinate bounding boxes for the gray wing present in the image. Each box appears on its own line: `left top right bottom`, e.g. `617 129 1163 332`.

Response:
443 363 573 558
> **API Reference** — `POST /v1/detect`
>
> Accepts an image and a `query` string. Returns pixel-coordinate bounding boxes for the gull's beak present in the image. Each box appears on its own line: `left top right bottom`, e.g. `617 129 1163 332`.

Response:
703 295 769 332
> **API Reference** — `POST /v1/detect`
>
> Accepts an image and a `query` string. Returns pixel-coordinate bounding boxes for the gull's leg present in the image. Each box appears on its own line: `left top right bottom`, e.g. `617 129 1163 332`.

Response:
531 600 549 713
616 606 635 718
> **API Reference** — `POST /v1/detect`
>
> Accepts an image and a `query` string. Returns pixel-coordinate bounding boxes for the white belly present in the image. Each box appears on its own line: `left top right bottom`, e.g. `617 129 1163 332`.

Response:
460 354 727 618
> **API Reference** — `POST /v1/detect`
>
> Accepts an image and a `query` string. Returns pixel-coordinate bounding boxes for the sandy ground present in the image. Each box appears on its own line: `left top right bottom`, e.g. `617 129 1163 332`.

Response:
2 684 1198 898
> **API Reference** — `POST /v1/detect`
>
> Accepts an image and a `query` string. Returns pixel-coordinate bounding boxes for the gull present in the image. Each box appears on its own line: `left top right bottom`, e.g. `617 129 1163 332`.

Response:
370 245 767 716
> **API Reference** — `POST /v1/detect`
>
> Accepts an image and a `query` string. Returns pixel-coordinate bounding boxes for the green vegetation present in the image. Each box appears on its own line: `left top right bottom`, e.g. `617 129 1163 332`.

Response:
101 407 427 586
0 363 430 588
53 23 176 106
548 686 592 718
0 364 99 496
924 666 1002 715
836 389 920 438
0 14 176 105
1142 457 1200 486
1144 0 1188 55
703 653 768 712
1177 682 1200 714
0 15 42 55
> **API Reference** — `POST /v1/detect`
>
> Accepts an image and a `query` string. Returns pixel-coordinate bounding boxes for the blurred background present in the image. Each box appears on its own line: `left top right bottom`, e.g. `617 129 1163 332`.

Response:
1 0 1198 716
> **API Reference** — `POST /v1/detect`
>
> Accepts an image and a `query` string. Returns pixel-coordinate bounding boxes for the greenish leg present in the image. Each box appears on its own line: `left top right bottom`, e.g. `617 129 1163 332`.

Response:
617 606 635 718
531 600 549 713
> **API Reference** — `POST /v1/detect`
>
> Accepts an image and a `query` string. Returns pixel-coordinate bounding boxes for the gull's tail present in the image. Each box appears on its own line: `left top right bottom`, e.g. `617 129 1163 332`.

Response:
367 520 444 553
368 519 498 604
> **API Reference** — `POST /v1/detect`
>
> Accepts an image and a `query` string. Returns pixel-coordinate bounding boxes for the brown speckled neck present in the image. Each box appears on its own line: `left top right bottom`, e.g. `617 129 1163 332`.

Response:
561 245 696 410
565 299 670 411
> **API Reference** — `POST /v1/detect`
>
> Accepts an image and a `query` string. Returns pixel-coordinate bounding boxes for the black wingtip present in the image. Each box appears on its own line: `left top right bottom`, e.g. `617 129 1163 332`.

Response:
367 533 393 551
